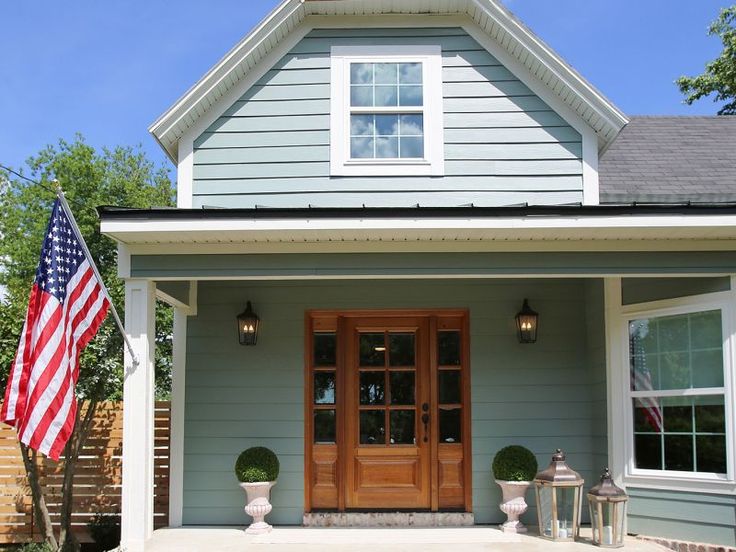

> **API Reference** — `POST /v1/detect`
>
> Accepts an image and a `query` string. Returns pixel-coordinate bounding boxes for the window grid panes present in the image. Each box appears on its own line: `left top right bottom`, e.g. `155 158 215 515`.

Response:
438 328 462 444
349 62 424 160
312 332 337 444
358 330 417 446
628 309 727 475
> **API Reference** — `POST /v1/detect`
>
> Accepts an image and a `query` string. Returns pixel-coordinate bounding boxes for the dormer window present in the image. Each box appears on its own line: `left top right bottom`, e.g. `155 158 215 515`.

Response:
330 46 444 176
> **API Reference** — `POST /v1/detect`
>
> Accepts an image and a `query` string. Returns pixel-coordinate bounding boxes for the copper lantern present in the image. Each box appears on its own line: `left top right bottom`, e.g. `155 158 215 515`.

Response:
534 449 584 541
588 468 628 548
237 301 260 346
515 299 538 343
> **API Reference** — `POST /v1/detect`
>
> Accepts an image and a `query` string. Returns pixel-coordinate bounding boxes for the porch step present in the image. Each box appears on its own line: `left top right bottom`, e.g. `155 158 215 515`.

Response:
303 512 475 527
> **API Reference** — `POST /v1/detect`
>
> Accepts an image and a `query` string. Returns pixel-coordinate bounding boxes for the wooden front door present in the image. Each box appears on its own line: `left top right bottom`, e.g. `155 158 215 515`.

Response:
305 310 471 513
344 316 431 509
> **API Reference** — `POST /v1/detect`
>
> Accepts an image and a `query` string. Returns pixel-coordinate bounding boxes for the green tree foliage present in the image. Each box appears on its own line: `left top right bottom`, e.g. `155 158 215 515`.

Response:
0 135 176 401
0 136 175 551
677 6 736 115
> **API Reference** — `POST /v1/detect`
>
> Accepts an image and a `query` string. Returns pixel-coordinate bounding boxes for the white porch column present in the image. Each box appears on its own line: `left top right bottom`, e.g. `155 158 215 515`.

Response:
603 277 626 488
121 280 156 552
168 308 188 527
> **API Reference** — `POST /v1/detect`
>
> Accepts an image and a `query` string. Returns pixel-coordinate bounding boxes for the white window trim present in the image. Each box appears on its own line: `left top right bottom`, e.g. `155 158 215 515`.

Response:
329 45 444 177
608 285 736 494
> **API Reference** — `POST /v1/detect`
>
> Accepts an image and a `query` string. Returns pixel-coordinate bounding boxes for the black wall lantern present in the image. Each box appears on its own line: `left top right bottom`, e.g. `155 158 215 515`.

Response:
237 301 260 346
515 299 539 344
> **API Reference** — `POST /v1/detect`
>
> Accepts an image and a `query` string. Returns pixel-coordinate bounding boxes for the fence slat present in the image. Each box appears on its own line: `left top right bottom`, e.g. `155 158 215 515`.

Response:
0 401 170 544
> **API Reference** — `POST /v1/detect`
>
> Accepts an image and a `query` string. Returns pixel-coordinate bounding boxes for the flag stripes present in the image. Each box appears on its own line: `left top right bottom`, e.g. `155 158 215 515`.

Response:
1 199 109 460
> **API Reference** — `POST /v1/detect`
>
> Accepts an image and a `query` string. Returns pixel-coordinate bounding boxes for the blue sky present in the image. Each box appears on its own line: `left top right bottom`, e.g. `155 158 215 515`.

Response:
0 1 729 173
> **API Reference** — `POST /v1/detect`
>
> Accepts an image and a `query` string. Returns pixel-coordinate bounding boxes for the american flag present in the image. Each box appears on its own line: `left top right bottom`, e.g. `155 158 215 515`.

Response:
1 199 109 460
630 321 664 433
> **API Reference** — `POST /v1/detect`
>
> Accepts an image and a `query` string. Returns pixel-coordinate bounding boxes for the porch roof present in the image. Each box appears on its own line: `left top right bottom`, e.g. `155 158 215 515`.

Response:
99 204 736 247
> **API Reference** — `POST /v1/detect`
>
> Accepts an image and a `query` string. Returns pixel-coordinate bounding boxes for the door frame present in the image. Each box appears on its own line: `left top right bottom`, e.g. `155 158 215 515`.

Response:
304 309 472 513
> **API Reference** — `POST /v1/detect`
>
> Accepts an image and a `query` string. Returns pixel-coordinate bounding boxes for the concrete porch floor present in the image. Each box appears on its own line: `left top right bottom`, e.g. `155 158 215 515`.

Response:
146 527 669 551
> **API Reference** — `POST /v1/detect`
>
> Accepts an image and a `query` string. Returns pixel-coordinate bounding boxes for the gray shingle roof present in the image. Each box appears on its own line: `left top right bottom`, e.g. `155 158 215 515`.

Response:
599 116 736 203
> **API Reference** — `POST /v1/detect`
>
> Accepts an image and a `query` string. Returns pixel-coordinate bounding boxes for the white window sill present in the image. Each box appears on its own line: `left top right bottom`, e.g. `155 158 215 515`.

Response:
330 159 441 177
624 473 736 495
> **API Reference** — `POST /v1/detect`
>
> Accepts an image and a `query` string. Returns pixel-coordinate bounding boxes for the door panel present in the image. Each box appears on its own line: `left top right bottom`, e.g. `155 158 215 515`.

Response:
345 317 431 509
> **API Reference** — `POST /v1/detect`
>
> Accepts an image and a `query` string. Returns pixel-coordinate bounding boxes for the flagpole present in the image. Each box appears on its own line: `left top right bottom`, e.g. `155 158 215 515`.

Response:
52 181 140 367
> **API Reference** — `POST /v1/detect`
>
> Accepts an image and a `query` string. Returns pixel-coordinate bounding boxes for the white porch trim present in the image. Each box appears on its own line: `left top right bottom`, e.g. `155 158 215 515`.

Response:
121 280 157 552
100 213 736 248
168 308 189 528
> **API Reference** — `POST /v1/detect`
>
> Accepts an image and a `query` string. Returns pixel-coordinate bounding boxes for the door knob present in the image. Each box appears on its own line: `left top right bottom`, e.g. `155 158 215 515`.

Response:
421 412 429 442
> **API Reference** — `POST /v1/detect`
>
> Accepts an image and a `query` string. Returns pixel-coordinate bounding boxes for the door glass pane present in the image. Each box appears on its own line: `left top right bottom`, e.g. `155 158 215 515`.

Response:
439 408 461 443
389 371 415 405
438 331 461 366
314 410 336 444
390 410 415 445
360 371 385 405
314 371 335 404
439 370 461 404
313 333 336 367
359 333 385 367
360 410 385 445
389 333 415 366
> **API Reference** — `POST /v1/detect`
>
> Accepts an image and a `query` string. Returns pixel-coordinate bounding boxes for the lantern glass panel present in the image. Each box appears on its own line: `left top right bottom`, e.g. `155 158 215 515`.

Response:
557 487 577 538
590 502 601 543
538 486 555 538
615 502 626 546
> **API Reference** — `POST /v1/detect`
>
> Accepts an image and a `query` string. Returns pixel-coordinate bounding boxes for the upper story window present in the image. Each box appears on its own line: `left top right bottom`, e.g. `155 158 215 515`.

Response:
330 46 444 176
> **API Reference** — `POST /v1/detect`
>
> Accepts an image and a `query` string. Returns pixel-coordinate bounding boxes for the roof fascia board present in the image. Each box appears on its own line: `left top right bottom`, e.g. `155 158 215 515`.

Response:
149 0 306 161
101 214 736 236
469 0 628 133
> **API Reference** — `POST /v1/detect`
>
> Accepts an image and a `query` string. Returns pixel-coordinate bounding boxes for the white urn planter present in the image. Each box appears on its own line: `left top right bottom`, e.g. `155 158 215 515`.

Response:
240 481 276 535
496 480 532 533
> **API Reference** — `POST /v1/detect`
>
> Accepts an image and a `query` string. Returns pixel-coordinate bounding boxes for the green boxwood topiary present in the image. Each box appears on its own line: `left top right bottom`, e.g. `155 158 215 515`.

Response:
235 446 280 483
492 445 538 482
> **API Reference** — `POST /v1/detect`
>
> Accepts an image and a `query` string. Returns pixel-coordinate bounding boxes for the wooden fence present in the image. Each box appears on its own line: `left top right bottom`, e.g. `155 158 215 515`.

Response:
0 401 170 544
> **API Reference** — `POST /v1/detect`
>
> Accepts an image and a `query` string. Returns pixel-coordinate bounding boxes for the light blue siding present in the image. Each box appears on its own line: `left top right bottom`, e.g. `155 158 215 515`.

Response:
182 279 605 526
192 28 583 208
627 488 736 547
132 251 736 279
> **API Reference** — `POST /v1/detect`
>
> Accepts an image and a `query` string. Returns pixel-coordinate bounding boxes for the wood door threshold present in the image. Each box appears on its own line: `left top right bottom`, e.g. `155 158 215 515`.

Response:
303 512 475 527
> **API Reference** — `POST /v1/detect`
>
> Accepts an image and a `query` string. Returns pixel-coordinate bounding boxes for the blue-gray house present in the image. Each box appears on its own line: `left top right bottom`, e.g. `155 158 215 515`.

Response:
99 1 736 550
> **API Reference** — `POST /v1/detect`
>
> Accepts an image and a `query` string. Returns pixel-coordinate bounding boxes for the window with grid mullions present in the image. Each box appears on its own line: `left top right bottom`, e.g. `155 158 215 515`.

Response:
349 62 424 160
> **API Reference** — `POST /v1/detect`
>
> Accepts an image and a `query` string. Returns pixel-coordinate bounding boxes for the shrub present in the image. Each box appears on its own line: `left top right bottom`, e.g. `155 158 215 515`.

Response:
18 544 54 552
492 445 538 482
88 512 121 551
235 446 280 483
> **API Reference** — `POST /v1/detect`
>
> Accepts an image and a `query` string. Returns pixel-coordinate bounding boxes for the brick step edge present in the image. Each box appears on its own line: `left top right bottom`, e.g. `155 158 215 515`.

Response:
637 534 736 552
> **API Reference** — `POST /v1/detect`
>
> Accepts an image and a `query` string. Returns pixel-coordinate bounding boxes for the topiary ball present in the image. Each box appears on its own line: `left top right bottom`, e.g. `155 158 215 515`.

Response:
492 445 538 482
235 446 280 483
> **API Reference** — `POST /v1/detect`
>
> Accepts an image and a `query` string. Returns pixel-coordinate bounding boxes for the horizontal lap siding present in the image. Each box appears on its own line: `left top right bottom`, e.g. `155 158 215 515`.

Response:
182 279 603 526
192 28 583 208
627 488 736 547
